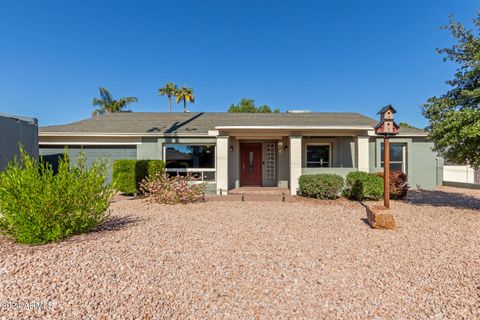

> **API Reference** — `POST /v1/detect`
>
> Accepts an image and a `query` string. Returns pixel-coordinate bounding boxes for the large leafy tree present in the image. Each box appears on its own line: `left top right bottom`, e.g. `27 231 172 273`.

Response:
175 86 195 113
228 98 280 113
158 82 178 112
92 87 138 117
422 15 480 168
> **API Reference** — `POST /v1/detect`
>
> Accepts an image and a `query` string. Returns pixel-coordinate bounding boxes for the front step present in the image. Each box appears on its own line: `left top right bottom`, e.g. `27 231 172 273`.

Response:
228 187 290 196
206 194 295 202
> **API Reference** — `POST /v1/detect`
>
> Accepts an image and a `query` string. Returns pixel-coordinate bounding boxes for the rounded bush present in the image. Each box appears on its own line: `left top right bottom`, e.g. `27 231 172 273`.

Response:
298 174 344 199
344 171 383 201
376 171 409 199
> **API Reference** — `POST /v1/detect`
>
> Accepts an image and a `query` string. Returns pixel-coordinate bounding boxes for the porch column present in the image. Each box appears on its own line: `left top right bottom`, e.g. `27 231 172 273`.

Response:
289 136 302 195
357 136 369 172
216 136 229 195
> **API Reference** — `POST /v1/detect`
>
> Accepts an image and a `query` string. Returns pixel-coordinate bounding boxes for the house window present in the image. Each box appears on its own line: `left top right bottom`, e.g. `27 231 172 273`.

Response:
164 144 215 182
381 143 406 172
306 144 330 168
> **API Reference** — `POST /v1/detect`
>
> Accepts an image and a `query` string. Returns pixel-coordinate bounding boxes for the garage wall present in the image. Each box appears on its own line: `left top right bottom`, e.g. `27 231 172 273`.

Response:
39 145 137 183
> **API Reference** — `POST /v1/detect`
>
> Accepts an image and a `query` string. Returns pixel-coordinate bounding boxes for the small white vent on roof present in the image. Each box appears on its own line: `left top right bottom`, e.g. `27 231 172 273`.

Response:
286 110 311 113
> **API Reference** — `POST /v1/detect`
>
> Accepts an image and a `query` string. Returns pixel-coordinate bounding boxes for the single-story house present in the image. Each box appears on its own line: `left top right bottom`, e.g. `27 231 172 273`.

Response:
38 112 443 195
0 112 38 171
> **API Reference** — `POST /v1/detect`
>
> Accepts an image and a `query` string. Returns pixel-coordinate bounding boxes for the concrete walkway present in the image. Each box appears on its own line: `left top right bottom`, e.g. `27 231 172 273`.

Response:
228 187 289 195
209 187 293 201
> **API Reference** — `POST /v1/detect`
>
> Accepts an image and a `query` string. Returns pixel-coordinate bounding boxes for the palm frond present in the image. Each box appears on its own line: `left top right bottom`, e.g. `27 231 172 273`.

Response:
92 97 105 107
92 87 137 114
98 87 113 104
123 96 138 104
159 82 178 97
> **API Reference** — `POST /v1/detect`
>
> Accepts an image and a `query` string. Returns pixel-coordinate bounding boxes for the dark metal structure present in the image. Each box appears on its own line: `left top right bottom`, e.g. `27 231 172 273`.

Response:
0 113 38 170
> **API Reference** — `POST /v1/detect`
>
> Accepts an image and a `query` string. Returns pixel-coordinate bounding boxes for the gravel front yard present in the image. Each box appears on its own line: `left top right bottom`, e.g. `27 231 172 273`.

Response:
1 187 479 319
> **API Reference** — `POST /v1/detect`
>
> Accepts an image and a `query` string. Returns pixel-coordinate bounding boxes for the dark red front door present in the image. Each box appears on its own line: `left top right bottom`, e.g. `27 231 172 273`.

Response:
240 143 262 186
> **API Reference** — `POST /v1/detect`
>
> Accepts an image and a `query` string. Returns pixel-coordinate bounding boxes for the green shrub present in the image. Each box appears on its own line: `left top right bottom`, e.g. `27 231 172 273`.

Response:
298 174 344 199
344 171 384 201
0 149 114 245
140 173 206 204
112 160 165 195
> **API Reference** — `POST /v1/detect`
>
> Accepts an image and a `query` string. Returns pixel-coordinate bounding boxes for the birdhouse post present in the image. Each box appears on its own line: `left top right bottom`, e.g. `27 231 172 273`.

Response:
374 105 399 208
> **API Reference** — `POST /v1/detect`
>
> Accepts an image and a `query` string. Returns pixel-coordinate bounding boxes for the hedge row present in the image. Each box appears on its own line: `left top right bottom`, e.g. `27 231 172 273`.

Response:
298 171 407 201
112 160 165 195
343 171 384 200
298 174 344 199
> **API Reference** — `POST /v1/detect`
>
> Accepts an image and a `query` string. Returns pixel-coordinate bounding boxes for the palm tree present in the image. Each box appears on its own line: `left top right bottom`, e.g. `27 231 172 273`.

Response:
175 86 195 113
158 82 178 112
91 87 138 117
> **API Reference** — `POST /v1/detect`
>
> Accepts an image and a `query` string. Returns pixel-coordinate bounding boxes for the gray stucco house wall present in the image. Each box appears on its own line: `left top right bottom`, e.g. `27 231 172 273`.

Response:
39 146 137 183
38 112 441 195
368 137 441 190
0 113 38 171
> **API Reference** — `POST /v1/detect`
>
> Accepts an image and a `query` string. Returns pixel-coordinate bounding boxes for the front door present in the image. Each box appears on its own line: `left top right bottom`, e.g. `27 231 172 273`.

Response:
240 143 262 186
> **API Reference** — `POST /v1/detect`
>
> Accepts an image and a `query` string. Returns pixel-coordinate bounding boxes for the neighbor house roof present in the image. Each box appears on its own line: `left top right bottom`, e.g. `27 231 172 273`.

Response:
39 112 426 136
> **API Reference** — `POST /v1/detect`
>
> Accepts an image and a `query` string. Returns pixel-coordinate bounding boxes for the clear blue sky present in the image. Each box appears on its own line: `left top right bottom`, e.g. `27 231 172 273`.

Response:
0 1 478 127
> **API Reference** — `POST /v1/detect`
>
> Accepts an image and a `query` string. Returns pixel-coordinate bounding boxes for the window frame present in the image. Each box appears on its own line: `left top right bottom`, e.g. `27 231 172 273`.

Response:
163 144 216 183
305 143 332 168
380 143 406 173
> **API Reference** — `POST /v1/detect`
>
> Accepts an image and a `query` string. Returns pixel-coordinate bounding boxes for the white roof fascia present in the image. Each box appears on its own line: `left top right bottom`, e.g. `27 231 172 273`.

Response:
38 132 211 137
215 125 374 130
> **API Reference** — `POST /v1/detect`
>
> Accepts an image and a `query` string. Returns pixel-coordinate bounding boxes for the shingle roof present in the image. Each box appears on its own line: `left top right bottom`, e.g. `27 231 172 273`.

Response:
39 112 426 135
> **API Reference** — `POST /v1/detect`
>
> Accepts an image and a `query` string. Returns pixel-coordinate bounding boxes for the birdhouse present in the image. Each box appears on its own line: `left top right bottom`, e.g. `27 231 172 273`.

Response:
375 105 399 135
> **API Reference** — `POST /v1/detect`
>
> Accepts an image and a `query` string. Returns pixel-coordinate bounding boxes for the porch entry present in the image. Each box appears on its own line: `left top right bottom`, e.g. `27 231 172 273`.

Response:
240 143 262 186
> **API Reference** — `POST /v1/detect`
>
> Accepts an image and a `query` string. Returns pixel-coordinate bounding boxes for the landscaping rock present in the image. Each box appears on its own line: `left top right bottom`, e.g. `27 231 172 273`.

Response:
0 186 479 318
366 205 396 229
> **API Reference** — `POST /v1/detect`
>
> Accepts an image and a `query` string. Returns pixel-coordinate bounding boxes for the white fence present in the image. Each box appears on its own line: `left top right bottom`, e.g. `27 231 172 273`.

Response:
443 165 476 184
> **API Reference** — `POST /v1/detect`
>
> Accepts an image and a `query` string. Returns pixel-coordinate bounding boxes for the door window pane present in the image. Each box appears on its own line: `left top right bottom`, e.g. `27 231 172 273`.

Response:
306 145 330 168
249 151 254 174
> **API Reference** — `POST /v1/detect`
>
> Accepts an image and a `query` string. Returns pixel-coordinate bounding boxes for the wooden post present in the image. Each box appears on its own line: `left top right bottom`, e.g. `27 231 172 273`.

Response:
384 136 390 208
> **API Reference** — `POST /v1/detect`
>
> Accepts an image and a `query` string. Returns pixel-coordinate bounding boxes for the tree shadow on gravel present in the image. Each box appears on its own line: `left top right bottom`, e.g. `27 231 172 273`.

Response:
406 189 480 210
93 215 142 233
